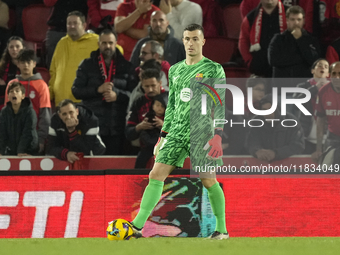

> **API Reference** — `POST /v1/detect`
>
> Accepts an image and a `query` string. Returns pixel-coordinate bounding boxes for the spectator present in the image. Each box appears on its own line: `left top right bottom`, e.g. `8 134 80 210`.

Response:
246 94 305 162
239 0 287 77
0 36 23 110
319 0 340 47
126 68 166 148
240 1 315 32
114 0 159 60
293 58 330 154
72 29 135 155
158 0 203 40
130 10 185 68
46 99 106 163
0 82 38 156
49 11 99 106
326 37 340 65
88 0 124 29
0 0 10 57
136 92 168 168
134 40 170 85
268 5 320 79
312 61 340 162
128 59 166 112
44 0 89 67
5 49 51 154
244 76 267 120
222 76 267 156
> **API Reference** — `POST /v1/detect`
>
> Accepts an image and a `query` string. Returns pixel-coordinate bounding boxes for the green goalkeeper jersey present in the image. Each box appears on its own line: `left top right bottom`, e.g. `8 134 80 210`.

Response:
162 57 226 144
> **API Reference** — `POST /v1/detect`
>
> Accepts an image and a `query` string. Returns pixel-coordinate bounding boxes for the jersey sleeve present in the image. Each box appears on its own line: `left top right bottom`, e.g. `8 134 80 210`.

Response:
213 64 226 131
161 67 175 134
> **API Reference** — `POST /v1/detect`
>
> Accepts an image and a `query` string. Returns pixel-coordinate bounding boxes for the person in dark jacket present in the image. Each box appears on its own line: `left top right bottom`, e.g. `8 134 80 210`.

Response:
268 5 320 81
246 94 305 162
0 82 38 156
130 10 185 68
126 68 166 143
136 92 168 168
72 28 136 155
239 0 287 77
46 99 106 163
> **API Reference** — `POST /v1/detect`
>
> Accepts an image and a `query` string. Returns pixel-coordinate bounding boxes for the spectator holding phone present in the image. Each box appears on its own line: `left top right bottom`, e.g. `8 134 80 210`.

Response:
126 68 167 155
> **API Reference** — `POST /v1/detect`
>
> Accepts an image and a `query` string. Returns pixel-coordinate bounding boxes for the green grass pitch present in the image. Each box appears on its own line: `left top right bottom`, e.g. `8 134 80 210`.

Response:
1 237 340 255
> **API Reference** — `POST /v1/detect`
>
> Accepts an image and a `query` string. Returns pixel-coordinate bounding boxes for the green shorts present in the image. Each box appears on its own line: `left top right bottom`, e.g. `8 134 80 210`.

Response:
155 137 223 169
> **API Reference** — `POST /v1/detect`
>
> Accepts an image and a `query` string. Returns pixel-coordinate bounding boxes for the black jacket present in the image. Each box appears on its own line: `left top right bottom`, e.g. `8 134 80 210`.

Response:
72 48 136 136
247 112 305 161
0 98 38 155
246 5 288 77
46 105 106 160
268 30 320 81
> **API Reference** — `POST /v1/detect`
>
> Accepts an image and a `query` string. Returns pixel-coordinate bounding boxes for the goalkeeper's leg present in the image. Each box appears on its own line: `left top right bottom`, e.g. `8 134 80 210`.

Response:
131 163 175 236
200 173 229 240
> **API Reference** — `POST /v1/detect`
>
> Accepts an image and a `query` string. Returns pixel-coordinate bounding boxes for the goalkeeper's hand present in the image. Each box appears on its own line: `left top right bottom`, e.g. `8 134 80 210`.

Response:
203 134 223 160
153 131 167 158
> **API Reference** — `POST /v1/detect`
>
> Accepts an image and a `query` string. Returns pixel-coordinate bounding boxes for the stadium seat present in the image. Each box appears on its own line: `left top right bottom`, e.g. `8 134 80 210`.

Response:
8 8 16 32
203 37 237 64
35 67 50 84
22 4 51 52
224 66 251 79
222 4 242 40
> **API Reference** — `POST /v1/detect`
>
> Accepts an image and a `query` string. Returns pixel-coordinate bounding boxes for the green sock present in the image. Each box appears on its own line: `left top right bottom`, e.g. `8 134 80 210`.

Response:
132 178 164 229
207 182 227 233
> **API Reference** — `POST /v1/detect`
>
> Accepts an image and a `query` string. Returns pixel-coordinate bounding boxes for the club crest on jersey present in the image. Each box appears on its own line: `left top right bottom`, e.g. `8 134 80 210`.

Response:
180 88 193 102
195 73 203 81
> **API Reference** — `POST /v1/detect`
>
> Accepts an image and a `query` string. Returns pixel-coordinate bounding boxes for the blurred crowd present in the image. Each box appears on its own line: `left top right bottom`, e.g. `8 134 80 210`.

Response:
0 0 340 168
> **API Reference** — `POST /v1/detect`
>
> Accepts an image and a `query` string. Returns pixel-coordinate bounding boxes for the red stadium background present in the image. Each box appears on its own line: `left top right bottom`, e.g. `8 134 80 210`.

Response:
1 156 340 238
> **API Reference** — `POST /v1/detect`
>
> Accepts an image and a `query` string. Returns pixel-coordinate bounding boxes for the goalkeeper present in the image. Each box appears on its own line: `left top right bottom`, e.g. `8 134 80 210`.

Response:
130 24 229 240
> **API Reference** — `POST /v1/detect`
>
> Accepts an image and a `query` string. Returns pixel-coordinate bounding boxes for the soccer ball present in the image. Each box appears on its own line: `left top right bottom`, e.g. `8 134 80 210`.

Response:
106 219 134 240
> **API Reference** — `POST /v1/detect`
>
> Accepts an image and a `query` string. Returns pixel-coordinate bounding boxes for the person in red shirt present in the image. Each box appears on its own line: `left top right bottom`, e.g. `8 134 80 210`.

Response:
312 61 340 162
326 37 340 64
114 0 159 60
88 0 124 29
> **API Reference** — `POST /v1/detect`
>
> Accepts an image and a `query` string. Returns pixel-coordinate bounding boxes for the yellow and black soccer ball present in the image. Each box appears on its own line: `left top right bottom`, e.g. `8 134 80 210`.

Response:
106 219 134 240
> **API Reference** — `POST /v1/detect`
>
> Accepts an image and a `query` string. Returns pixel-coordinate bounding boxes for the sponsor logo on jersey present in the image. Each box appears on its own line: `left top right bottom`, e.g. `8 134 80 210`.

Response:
327 101 332 106
180 88 193 102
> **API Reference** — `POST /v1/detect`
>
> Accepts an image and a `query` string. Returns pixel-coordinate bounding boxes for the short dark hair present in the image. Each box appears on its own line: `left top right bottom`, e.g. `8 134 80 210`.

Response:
140 59 162 72
141 68 161 81
68 11 86 23
184 24 204 36
99 28 117 41
286 5 305 18
246 76 267 89
17 49 37 63
57 99 77 112
7 81 25 95
311 58 329 70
